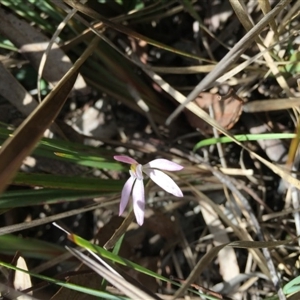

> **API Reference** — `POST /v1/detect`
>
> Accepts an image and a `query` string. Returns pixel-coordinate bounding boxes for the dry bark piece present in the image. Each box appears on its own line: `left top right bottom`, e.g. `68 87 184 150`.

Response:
185 89 244 134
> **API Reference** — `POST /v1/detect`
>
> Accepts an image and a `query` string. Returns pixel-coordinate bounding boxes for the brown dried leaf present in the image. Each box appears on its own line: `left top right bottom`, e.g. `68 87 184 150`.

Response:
185 90 244 134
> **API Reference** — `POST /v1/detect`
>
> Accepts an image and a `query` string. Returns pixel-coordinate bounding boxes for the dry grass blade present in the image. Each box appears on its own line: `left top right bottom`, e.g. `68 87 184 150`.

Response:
258 0 279 39
0 205 86 236
151 65 216 74
229 0 257 39
0 198 119 236
0 38 99 194
278 1 300 32
166 0 292 124
243 98 300 112
37 3 81 102
230 0 294 98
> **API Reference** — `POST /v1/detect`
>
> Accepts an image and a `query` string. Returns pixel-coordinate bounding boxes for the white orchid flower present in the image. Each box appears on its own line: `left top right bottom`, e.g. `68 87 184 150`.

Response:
114 155 184 225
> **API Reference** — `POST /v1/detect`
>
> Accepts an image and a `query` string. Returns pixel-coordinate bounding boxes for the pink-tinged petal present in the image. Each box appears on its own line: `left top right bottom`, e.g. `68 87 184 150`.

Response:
132 179 145 226
143 169 183 197
119 176 135 216
144 159 183 171
114 155 138 165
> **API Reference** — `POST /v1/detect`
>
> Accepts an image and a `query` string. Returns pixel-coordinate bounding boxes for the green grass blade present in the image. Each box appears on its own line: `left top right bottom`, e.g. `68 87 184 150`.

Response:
0 189 106 209
0 234 65 260
52 152 124 170
283 275 300 295
193 133 296 151
13 173 124 191
0 126 124 171
69 233 170 282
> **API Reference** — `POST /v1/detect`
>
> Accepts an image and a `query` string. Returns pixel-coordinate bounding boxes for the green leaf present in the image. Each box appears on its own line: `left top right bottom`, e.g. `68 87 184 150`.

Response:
0 234 65 260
